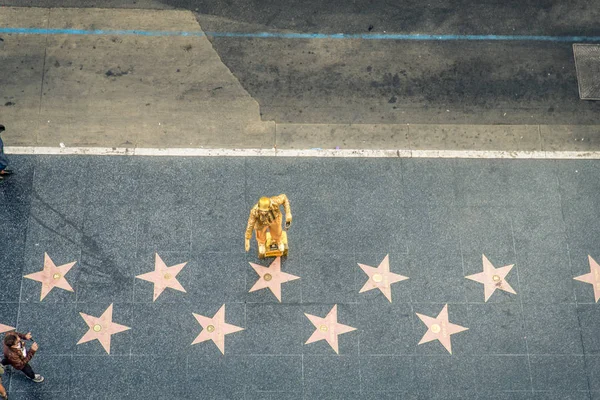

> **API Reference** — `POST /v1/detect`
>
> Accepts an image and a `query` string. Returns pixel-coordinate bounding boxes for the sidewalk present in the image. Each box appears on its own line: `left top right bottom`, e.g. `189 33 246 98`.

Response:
1 153 599 399
1 6 599 157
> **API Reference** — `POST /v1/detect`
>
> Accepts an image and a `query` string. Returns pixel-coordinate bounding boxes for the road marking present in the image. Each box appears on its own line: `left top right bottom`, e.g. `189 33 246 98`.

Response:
1 27 600 43
6 146 600 159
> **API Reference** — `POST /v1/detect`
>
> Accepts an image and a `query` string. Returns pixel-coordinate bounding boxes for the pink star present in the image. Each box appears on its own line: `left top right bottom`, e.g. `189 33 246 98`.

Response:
416 304 468 354
249 257 300 302
192 305 244 355
574 255 600 302
358 254 409 302
465 254 516 302
77 304 131 354
0 323 15 334
304 305 357 354
136 253 188 301
24 252 76 300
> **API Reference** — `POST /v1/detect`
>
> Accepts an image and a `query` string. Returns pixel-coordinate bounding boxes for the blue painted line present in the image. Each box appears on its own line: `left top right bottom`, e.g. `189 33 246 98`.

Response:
0 27 599 42
0 27 204 37
207 32 600 42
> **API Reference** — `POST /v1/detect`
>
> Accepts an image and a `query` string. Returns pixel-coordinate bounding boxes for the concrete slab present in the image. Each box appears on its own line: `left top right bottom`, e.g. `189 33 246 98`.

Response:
0 6 49 28
541 125 600 151
1 7 274 149
276 123 409 150
408 124 541 151
46 8 196 31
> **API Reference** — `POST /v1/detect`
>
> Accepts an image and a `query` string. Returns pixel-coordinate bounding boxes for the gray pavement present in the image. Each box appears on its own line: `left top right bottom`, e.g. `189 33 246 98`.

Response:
0 8 274 149
203 37 600 126
2 1 600 127
1 154 600 398
191 0 600 125
1 7 599 154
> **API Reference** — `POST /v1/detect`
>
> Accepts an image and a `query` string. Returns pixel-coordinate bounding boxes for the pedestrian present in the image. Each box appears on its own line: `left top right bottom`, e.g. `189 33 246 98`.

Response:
0 363 7 400
2 332 43 383
0 125 13 181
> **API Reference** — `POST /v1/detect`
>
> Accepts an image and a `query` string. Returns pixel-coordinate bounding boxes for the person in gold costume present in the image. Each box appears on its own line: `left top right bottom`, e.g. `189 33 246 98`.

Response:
245 194 292 257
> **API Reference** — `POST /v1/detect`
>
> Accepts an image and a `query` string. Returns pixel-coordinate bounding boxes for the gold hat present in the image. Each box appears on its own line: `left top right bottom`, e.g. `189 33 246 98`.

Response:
258 197 271 211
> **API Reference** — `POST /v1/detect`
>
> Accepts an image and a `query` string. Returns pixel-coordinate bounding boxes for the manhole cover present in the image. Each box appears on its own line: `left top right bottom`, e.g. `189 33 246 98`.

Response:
573 44 600 100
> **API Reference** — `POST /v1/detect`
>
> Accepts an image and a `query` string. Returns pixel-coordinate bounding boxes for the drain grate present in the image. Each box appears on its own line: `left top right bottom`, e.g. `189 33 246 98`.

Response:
573 44 600 100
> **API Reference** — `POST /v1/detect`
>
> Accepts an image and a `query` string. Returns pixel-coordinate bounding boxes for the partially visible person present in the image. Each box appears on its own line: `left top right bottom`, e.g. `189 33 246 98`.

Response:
0 363 7 400
0 125 13 181
2 332 43 383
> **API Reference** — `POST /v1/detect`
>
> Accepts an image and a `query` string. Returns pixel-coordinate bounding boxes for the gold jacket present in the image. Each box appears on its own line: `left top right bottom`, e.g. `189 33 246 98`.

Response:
245 194 291 239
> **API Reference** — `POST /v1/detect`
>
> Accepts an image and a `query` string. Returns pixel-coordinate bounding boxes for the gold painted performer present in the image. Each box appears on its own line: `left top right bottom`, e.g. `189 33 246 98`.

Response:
245 194 292 257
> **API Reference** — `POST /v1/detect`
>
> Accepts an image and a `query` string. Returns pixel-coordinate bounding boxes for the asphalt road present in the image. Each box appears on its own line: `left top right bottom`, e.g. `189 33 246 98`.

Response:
1 0 599 124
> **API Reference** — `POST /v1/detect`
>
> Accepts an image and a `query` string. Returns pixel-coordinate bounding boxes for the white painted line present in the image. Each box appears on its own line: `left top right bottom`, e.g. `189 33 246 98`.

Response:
5 146 600 159
6 146 36 155
133 147 277 157
542 151 600 159
410 150 548 159
276 149 406 157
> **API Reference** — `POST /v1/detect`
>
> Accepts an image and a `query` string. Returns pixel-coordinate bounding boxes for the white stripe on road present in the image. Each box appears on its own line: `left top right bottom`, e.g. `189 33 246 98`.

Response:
5 146 600 159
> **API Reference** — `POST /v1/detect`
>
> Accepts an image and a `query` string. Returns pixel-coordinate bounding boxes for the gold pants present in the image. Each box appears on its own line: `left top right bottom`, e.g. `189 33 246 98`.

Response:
255 214 282 245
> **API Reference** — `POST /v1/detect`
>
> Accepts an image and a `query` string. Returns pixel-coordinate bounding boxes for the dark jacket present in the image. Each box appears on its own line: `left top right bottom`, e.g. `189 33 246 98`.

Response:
2 332 35 370
0 134 8 168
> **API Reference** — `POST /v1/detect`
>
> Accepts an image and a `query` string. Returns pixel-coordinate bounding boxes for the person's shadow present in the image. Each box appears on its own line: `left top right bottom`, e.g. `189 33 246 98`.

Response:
30 192 130 298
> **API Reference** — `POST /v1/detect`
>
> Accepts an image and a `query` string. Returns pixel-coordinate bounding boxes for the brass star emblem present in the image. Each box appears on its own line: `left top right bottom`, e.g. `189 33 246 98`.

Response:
77 304 131 354
249 257 300 302
136 253 188 301
192 305 244 355
465 254 516 302
358 254 409 302
416 304 468 354
574 255 600 302
24 252 76 300
305 305 357 354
